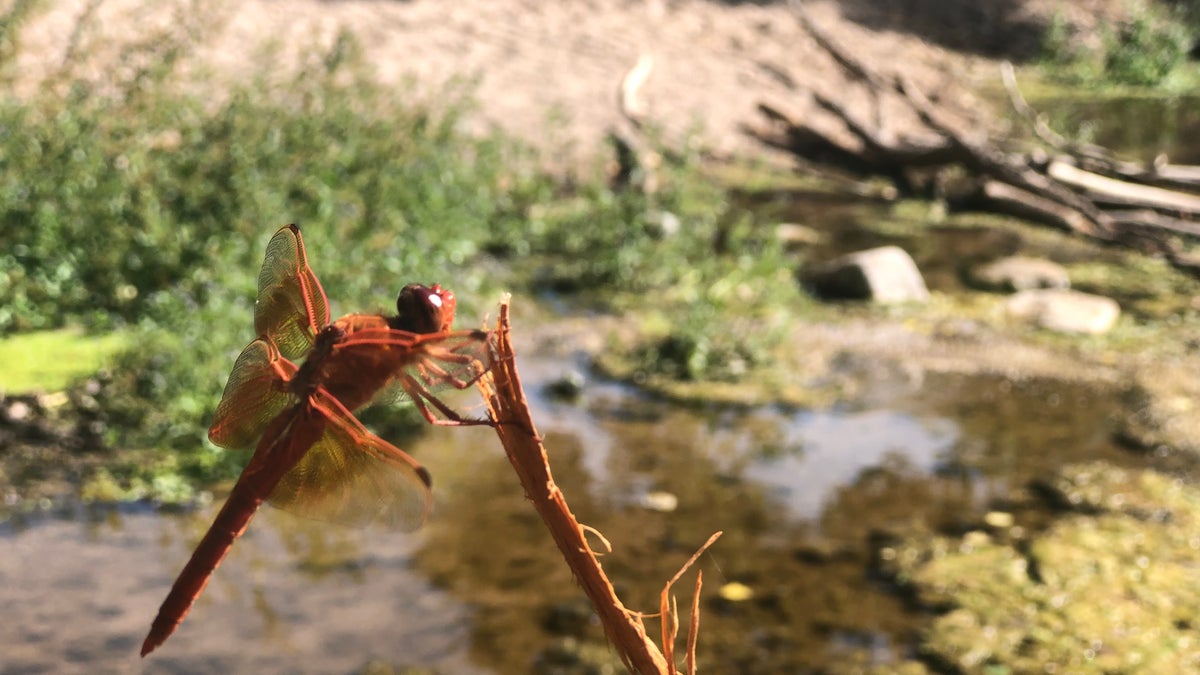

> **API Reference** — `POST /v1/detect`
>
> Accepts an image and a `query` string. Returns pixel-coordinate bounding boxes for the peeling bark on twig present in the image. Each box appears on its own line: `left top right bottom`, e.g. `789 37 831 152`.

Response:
478 299 717 675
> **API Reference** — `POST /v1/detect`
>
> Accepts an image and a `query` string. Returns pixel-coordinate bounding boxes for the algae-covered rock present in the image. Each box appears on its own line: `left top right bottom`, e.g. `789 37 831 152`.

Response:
886 463 1200 673
826 654 933 675
1120 361 1200 459
1038 462 1200 526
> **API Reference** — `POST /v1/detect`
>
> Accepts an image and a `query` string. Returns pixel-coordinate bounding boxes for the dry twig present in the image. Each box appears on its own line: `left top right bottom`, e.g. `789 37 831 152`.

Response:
659 531 721 675
478 298 719 674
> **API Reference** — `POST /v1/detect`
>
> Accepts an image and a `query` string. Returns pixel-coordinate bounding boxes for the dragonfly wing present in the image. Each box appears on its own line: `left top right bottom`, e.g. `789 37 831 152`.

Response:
267 389 433 531
208 338 298 450
254 224 330 360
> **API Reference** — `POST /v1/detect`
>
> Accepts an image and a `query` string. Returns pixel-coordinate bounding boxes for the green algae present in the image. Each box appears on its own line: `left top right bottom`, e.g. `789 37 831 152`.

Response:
883 463 1200 673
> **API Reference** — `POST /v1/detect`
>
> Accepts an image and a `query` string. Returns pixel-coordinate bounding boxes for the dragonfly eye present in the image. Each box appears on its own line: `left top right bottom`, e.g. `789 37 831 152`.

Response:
391 283 456 334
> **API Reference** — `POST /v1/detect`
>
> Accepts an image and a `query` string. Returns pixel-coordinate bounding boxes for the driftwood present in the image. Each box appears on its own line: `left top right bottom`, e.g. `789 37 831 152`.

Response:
1046 161 1200 215
748 4 1200 273
610 55 662 194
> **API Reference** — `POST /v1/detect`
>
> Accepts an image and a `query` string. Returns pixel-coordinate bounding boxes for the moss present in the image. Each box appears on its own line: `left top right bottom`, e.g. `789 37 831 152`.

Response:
0 328 128 393
887 463 1200 673
1117 356 1200 457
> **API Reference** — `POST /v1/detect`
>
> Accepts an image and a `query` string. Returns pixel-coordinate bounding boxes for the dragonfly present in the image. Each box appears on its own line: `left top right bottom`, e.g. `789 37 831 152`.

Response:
141 224 491 656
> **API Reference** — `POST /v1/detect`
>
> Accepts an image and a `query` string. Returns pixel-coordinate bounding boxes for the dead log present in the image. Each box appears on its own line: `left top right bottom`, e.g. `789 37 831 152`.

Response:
1150 163 1200 184
1003 61 1200 195
896 74 1116 239
749 2 1200 273
1047 161 1200 215
976 180 1097 235
1108 209 1200 238
1137 162 1200 194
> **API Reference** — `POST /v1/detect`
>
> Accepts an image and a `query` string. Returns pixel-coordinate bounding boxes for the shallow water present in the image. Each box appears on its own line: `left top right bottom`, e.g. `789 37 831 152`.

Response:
0 350 1170 673
1036 95 1200 164
1 502 487 674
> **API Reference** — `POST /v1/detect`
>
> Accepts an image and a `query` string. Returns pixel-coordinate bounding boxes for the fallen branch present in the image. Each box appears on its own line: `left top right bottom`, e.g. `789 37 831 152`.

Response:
610 54 660 193
1001 62 1200 195
895 74 1115 239
1047 160 1200 215
620 54 654 130
791 0 883 128
749 4 1200 270
1000 60 1112 164
976 179 1096 234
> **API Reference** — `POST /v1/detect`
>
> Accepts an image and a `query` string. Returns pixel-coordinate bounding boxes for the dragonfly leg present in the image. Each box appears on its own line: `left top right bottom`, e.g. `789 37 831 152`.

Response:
401 375 493 427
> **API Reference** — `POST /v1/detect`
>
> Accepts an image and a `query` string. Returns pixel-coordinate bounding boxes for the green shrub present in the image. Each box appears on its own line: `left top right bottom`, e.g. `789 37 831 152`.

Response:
1040 4 1193 87
1103 8 1191 85
0 19 538 480
0 7 797 490
489 139 802 383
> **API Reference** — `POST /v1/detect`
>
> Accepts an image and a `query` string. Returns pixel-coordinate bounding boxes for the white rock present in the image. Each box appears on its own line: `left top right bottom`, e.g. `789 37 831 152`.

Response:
969 255 1070 292
1006 289 1120 335
805 245 930 303
638 491 678 513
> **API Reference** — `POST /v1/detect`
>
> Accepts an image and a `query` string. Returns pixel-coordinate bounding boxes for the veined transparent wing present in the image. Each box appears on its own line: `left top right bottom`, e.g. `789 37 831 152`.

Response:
254 224 330 360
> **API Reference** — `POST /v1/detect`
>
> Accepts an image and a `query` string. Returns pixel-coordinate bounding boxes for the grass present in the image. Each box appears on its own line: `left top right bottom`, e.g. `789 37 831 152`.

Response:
0 328 129 393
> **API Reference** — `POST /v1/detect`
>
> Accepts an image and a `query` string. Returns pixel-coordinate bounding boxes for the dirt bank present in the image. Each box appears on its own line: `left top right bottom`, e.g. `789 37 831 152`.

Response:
13 0 1127 167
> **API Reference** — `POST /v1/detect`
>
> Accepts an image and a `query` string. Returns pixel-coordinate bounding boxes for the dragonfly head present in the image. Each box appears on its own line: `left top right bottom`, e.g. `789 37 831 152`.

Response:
391 283 456 334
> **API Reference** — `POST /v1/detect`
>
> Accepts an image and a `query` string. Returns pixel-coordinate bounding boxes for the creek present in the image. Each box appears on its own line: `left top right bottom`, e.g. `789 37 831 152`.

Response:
3 95 1199 674
0 348 1178 673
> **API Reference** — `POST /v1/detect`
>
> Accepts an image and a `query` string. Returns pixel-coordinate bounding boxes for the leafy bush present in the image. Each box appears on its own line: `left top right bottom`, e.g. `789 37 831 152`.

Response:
1041 4 1193 87
0 5 797 489
1103 8 1191 85
1041 13 1101 83
0 33 520 335
489 141 802 383
0 15 538 480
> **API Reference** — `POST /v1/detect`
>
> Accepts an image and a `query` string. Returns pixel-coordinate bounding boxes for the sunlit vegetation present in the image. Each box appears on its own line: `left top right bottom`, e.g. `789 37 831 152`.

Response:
13 0 1196 501
0 5 794 494
1041 3 1194 87
0 328 128 393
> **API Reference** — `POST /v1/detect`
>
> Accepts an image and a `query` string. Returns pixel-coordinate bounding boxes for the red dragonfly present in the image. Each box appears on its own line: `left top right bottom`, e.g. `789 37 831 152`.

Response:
141 224 490 656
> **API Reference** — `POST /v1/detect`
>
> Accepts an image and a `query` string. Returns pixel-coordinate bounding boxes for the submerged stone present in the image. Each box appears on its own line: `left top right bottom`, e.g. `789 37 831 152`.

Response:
637 490 679 512
545 369 586 402
718 581 755 603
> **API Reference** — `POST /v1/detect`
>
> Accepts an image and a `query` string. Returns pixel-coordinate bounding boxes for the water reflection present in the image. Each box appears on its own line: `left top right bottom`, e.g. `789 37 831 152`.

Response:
743 408 957 522
0 358 1171 673
413 359 1163 672
1036 95 1200 164
0 503 487 674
